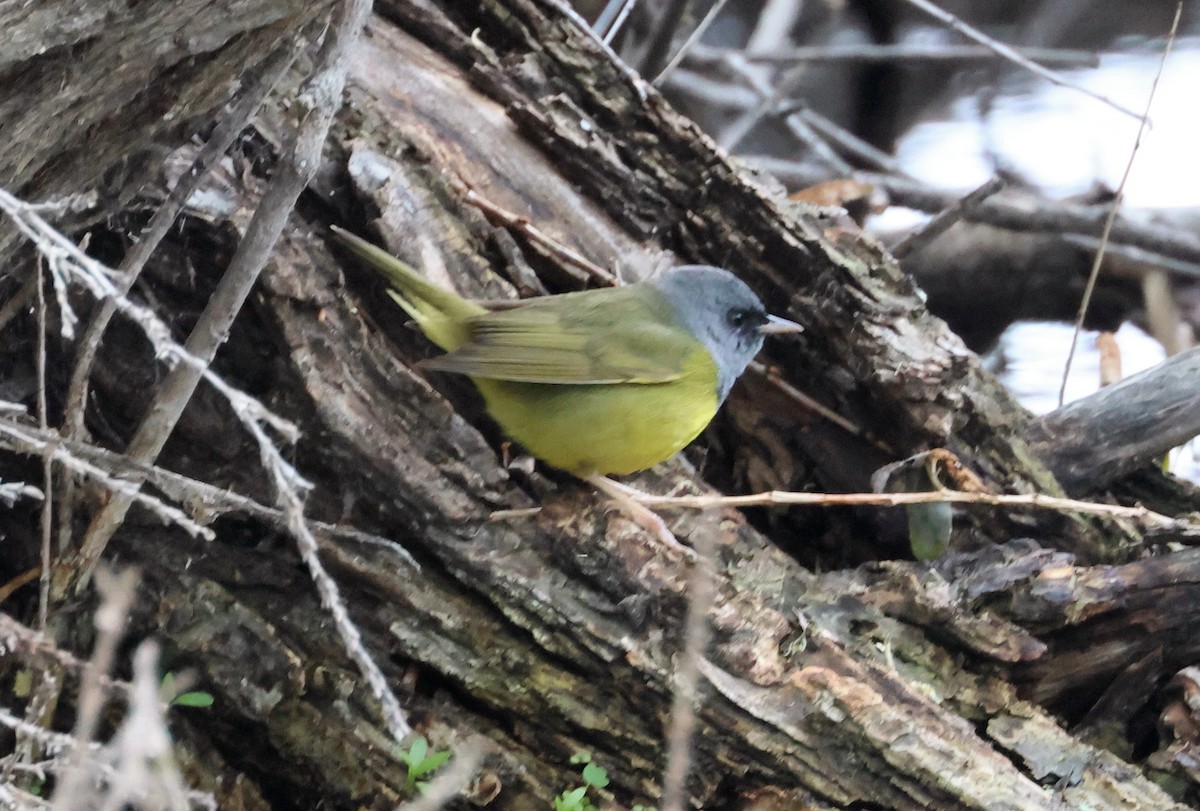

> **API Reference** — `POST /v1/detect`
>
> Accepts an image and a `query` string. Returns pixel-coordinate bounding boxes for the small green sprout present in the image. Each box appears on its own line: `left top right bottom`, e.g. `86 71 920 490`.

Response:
553 752 612 810
398 735 452 793
161 671 214 708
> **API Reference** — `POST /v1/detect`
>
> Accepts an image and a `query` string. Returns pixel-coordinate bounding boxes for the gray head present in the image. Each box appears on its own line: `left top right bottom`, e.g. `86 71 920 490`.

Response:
654 266 802 403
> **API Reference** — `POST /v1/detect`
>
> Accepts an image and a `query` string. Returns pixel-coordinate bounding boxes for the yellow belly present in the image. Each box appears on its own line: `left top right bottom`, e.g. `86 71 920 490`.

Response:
472 356 719 476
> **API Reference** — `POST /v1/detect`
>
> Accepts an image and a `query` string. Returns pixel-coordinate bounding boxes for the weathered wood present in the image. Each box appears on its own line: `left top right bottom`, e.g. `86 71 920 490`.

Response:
372 0 1149 565
0 0 329 257
1028 347 1200 493
2 0 1199 808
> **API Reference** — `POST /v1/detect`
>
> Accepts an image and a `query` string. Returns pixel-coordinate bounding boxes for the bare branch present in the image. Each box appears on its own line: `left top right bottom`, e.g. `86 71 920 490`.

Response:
1059 3 1182 405
890 176 1006 259
899 0 1142 120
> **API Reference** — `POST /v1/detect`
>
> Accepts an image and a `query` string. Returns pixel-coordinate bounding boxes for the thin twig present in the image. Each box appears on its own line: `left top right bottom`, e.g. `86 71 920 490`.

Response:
454 181 618 284
890 176 1005 259
726 43 1101 66
593 0 633 40
50 568 140 808
601 0 637 45
1060 235 1200 282
659 517 716 811
35 260 52 630
55 41 305 556
718 60 801 151
635 0 692 80
1059 3 1181 406
265 0 414 744
490 486 1192 533
742 157 1200 272
628 486 1186 528
899 0 1141 120
0 420 215 541
0 480 42 506
0 613 133 698
62 41 303 444
748 361 892 453
652 0 731 86
55 45 305 579
0 416 417 568
794 108 909 175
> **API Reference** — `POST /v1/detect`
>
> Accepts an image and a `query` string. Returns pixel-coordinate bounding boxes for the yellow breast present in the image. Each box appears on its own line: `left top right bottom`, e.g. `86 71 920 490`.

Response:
473 348 719 476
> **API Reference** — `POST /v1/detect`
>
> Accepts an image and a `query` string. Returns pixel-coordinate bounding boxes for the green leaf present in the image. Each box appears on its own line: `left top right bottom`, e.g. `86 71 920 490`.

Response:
406 736 428 766
554 785 590 811
581 762 609 788
173 690 214 708
410 748 451 778
569 751 591 765
906 502 954 560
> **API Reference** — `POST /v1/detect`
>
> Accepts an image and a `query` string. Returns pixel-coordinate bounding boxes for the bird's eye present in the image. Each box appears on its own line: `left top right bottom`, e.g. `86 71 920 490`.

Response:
726 308 763 330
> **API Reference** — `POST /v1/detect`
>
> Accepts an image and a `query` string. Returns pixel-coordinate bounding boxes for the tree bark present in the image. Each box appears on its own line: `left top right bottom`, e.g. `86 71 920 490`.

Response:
1 0 1198 809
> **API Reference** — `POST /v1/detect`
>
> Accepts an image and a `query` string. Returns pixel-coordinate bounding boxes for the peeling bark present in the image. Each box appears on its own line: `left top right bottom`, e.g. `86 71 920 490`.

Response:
0 0 1198 809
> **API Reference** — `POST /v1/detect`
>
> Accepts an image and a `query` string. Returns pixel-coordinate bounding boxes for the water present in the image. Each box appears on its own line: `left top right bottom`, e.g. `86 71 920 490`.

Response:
890 38 1200 483
996 321 1198 482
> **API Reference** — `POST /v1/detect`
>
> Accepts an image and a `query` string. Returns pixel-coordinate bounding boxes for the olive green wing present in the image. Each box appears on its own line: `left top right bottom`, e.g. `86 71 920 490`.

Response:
422 285 694 384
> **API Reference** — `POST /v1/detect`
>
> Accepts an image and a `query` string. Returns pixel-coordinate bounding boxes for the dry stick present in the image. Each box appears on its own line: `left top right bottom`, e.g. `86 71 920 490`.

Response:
1058 3 1181 407
748 361 889 453
745 0 805 55
0 613 132 699
34 261 51 631
793 108 908 175
744 157 1200 272
262 0 415 743
593 0 633 40
57 41 303 551
718 60 805 152
890 176 1005 259
68 51 332 581
659 522 717 811
636 0 692 79
738 43 1100 66
0 416 215 542
714 54 851 171
491 486 1191 533
630 487 1184 526
455 182 618 284
651 0 732 86
781 108 854 176
0 481 42 506
0 417 417 568
680 41 1099 69
50 568 140 808
47 0 409 745
601 0 637 45
1061 234 1200 282
899 0 1141 121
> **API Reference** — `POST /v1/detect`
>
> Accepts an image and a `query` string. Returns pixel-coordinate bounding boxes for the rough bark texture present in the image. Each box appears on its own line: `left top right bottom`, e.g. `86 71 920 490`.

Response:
1 0 1198 809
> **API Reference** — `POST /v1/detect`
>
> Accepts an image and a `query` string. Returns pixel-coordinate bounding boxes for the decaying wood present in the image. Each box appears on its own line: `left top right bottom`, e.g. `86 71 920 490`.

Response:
0 0 331 257
1028 347 1200 492
1 0 1199 809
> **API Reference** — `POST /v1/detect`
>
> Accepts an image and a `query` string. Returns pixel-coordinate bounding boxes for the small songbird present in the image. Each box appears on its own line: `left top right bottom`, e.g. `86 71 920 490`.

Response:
332 226 802 477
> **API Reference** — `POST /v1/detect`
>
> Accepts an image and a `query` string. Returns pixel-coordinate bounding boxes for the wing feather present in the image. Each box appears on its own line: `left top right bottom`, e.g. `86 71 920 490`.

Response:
422 286 694 385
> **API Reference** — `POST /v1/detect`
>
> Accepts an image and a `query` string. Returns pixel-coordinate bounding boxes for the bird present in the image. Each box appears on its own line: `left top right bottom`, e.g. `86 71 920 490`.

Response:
331 225 802 477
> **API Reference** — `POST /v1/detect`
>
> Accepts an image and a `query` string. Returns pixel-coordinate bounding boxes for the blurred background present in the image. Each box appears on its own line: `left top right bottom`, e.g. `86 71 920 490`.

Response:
578 0 1200 480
